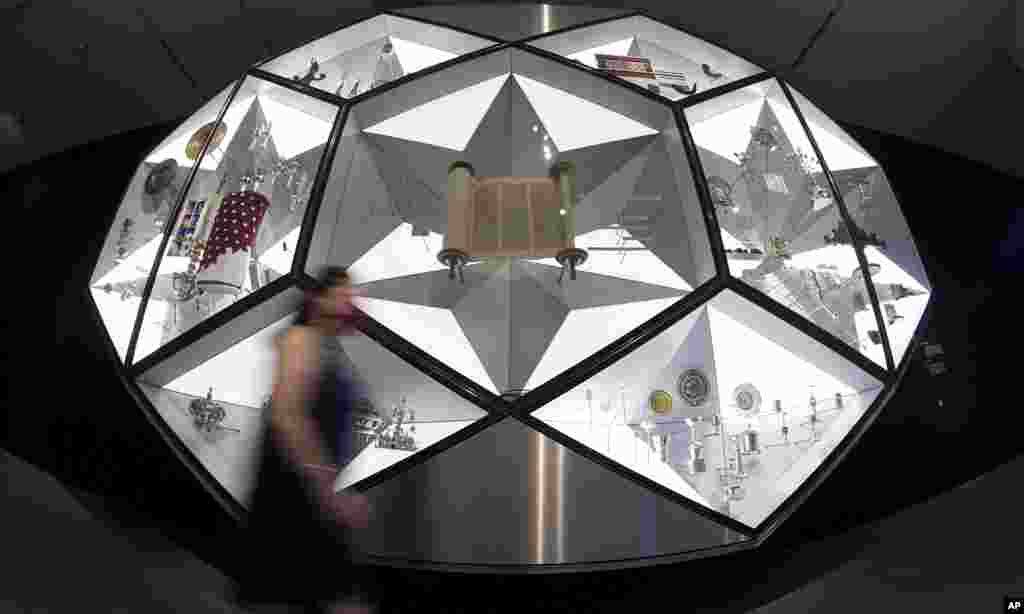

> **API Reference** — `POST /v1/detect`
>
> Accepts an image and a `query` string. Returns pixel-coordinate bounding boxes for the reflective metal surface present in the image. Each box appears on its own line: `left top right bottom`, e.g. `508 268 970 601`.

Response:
352 417 744 566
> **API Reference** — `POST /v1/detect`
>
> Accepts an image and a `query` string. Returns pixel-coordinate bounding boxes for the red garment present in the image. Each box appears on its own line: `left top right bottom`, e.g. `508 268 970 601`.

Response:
199 191 270 272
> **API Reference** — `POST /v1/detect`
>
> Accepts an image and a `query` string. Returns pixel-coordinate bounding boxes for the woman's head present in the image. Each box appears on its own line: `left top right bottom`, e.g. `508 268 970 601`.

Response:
298 266 360 332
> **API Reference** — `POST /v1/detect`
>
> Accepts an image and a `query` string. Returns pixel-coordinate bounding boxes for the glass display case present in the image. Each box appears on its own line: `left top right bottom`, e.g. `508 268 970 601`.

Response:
132 76 340 364
138 311 487 504
685 79 888 368
90 5 931 568
307 47 716 397
258 14 496 100
527 15 762 102
533 288 883 528
91 83 239 362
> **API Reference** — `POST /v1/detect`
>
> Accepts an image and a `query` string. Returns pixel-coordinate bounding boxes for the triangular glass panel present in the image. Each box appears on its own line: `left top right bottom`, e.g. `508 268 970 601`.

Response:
351 416 745 564
132 76 339 363
787 85 931 367
685 79 886 368
528 15 765 102
393 4 633 43
310 48 715 397
533 288 884 529
257 14 495 99
138 307 488 505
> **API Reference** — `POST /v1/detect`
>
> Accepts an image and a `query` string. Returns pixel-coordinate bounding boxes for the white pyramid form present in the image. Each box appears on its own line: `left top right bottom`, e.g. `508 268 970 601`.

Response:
355 297 499 393
526 297 680 389
260 226 302 275
389 36 457 75
166 314 292 409
766 98 816 157
688 98 762 162
531 227 692 291
706 303 857 426
513 74 659 152
566 37 635 68
259 96 334 159
721 229 747 250
347 222 448 284
363 74 509 151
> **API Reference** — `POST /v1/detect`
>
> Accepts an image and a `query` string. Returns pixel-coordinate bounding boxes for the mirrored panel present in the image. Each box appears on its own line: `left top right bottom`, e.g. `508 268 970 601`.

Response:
787 86 931 367
90 82 238 362
133 76 339 363
533 288 883 528
528 15 764 103
308 48 716 397
258 14 496 100
138 308 488 504
685 79 885 367
394 3 632 43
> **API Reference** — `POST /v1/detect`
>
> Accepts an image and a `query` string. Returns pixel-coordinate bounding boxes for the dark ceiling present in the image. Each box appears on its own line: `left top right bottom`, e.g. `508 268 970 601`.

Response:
3 1 1022 178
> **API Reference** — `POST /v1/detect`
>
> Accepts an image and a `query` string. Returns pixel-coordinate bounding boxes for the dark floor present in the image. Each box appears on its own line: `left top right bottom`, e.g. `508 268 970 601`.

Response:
3 448 1021 614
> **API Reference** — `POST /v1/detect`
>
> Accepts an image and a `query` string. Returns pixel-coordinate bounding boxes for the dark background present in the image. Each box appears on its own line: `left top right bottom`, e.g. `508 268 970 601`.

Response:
9 110 1023 610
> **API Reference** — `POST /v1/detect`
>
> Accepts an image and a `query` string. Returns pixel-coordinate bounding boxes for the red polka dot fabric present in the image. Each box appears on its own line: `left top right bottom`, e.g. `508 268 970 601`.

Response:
199 191 270 272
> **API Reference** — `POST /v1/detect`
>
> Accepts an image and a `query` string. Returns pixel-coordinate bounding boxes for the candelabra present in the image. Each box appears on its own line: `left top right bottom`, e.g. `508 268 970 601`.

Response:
187 387 240 435
375 397 417 451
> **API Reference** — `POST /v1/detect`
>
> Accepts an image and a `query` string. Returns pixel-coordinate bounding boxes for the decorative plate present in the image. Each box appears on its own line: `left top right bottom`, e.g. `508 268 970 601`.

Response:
649 390 673 415
733 383 762 416
678 369 709 407
185 121 227 161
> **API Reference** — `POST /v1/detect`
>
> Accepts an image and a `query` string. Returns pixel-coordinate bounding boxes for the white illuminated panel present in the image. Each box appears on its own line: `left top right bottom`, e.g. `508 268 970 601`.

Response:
164 314 290 409
689 99 762 161
526 297 679 389
260 227 302 275
513 74 658 152
348 223 448 283
389 36 457 75
258 96 333 160
363 74 509 151
355 297 499 393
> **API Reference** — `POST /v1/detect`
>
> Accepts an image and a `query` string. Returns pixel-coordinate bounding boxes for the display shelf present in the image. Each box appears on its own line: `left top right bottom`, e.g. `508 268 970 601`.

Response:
527 15 763 103
132 76 339 364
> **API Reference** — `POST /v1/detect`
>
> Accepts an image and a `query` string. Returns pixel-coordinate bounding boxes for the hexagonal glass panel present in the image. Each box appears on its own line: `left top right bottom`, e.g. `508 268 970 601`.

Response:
138 303 487 505
527 15 764 103
306 47 716 397
258 14 496 99
393 3 632 43
133 75 340 364
787 86 931 367
90 82 237 362
685 79 885 367
533 288 883 528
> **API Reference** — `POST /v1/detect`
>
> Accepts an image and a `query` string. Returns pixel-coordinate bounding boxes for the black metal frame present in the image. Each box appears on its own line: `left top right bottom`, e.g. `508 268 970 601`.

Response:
91 5 938 571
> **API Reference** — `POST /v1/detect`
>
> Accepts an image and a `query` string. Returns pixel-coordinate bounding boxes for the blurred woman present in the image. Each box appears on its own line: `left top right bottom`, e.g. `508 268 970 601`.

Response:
236 267 373 614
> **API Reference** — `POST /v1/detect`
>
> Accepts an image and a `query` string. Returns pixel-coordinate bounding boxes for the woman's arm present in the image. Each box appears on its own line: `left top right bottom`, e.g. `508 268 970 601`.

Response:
269 328 335 482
